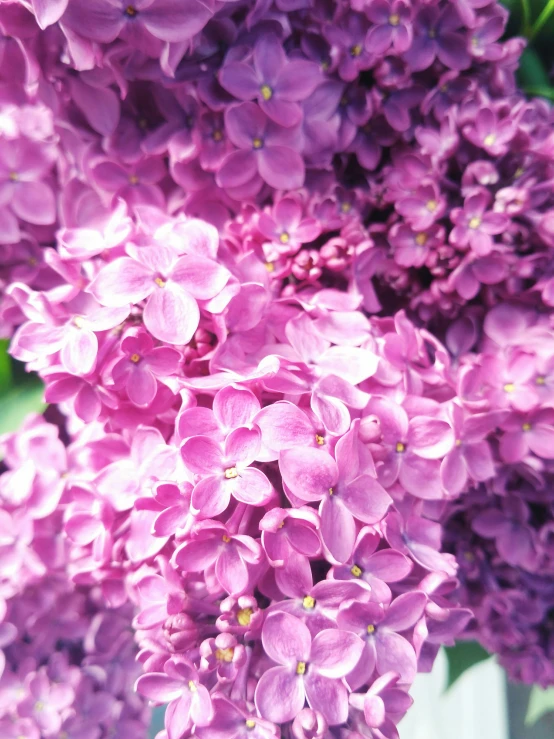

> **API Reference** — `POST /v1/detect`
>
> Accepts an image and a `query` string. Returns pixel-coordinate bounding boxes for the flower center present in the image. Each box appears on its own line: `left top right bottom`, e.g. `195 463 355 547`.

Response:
329 487 334 496
188 680 197 692
395 441 405 453
125 5 138 16
426 199 437 212
468 216 481 229
246 720 256 730
503 383 515 393
73 316 84 328
350 44 362 57
389 13 400 25
351 563 363 577
129 174 139 185
429 28 437 38
35 701 45 712
8 171 18 181
260 84 273 101
367 624 375 634
296 661 307 675
522 422 531 431
237 607 253 626
279 231 290 244
265 262 275 272
130 353 141 363
315 434 325 445
303 595 316 609
225 466 238 479
215 647 235 662
484 133 496 147
252 137 264 149
455 439 462 447
154 277 166 288
340 201 352 213
536 376 546 385
213 129 223 141
415 232 427 246
222 534 231 543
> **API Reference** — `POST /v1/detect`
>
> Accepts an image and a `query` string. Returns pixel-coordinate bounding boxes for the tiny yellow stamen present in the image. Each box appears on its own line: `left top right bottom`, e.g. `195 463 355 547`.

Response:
426 199 437 212
514 167 524 178
278 520 285 528
35 701 45 712
188 680 197 692
296 661 306 675
28 256 37 266
8 171 18 181
536 376 546 385
351 564 363 577
130 353 141 363
468 216 482 229
429 29 437 39
396 442 405 453
340 201 352 213
415 232 427 246
389 13 400 25
125 4 137 15
522 423 532 432
246 720 256 729
253 137 263 149
367 624 375 634
215 647 235 662
154 277 166 287
315 434 325 445
455 439 462 447
265 261 275 272
484 133 496 147
464 551 474 562
329 487 334 496
279 232 290 244
504 383 515 393
225 466 238 479
73 316 84 328
350 44 362 57
303 595 316 609
213 129 223 141
222 534 231 543
129 174 139 185
237 607 253 626
260 84 273 101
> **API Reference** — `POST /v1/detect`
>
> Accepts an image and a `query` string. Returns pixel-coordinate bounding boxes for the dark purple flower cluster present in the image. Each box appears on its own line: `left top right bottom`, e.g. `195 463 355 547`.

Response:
442 303 554 687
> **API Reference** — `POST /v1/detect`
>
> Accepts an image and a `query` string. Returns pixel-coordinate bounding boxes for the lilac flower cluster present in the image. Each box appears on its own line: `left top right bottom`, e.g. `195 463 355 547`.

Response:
0 415 150 738
0 0 553 735
442 304 554 687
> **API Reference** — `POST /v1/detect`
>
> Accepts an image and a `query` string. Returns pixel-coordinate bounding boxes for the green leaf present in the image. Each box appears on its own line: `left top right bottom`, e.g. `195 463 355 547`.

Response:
525 686 554 726
0 381 46 438
529 0 554 39
523 85 554 101
444 642 491 690
518 47 551 89
0 340 12 396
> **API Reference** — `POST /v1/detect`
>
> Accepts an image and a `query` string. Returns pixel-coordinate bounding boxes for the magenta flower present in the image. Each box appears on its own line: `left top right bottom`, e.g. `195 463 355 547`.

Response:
280 435 392 563
331 527 413 603
136 658 213 736
88 243 231 344
499 409 554 463
181 426 272 518
258 198 321 254
61 0 213 45
196 695 278 738
337 592 427 687
365 0 413 55
111 331 180 406
396 183 447 230
440 414 495 495
220 33 321 127
172 520 262 594
0 137 56 237
462 106 516 156
450 191 508 256
254 612 363 725
217 102 305 190
403 5 471 71
349 672 413 735
260 507 321 567
472 496 537 569
18 670 74 735
367 397 454 499
90 156 166 207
